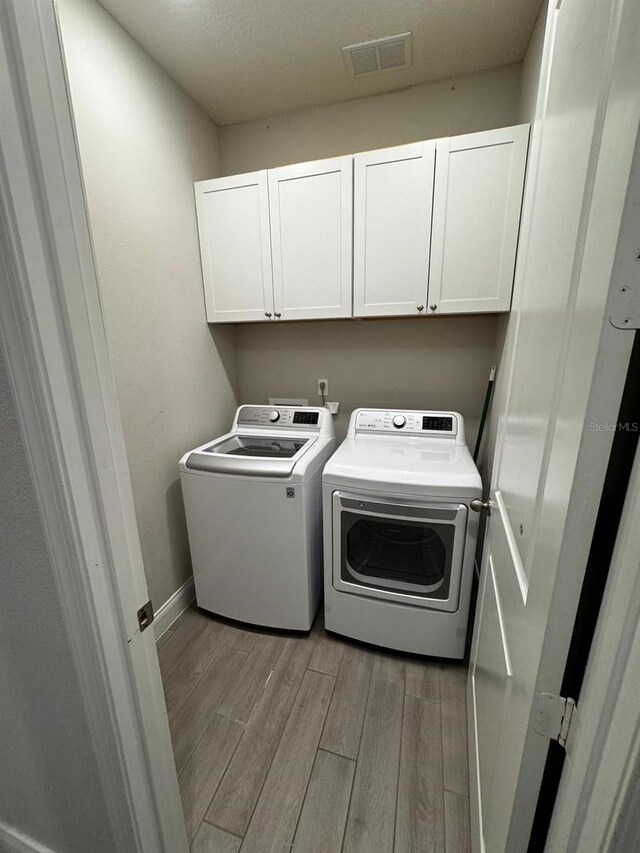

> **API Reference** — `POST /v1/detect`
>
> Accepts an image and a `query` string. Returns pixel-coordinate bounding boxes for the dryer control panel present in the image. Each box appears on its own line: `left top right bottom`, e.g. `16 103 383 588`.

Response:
353 409 460 439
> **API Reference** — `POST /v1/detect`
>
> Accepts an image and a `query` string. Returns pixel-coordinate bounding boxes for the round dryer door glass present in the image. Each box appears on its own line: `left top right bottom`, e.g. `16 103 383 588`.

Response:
341 513 454 599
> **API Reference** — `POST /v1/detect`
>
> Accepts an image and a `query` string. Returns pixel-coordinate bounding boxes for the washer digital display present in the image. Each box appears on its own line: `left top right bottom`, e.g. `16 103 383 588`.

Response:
293 411 319 425
422 416 453 432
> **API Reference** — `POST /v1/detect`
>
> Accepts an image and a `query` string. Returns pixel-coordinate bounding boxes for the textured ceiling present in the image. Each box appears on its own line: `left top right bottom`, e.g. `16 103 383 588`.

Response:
98 0 543 126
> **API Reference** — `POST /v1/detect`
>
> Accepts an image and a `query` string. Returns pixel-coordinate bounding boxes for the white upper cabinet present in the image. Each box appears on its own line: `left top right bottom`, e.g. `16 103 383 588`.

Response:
194 171 274 322
428 124 529 314
353 142 436 317
193 124 530 323
268 156 353 321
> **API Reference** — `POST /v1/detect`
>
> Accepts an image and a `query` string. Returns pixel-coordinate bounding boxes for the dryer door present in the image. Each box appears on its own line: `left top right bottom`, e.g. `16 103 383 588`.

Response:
332 492 468 612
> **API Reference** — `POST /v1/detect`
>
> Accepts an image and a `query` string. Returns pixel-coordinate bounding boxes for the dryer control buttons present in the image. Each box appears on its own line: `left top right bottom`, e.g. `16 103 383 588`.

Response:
269 410 280 422
355 409 458 437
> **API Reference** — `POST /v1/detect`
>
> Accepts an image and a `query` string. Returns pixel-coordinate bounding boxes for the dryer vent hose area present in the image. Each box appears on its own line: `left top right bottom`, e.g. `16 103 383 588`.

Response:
473 364 496 462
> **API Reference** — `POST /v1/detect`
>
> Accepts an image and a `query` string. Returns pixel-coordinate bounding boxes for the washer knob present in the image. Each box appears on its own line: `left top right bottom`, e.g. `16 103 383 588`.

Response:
269 410 280 422
393 415 406 429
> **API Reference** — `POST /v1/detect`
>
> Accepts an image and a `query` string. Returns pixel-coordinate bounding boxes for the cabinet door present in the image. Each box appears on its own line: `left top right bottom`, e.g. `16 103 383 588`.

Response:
194 172 274 322
429 124 529 314
268 157 353 321
353 141 436 317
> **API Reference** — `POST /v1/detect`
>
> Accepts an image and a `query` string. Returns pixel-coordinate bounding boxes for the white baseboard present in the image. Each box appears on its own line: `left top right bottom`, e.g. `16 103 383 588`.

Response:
153 576 195 642
0 823 55 853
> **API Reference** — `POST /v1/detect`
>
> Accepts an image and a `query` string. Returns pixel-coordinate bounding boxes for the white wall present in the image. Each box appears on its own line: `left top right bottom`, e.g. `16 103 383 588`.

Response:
0 351 120 852
58 0 238 609
236 317 498 446
219 63 522 173
223 65 522 448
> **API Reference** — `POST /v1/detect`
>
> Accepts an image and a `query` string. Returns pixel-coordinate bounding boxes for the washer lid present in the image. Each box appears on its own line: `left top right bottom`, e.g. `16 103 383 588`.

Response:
184 432 317 477
210 434 310 459
322 437 482 497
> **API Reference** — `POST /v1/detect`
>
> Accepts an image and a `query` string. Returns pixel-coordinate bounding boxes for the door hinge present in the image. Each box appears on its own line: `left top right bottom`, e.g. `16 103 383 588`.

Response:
533 693 577 748
137 600 154 632
609 257 640 329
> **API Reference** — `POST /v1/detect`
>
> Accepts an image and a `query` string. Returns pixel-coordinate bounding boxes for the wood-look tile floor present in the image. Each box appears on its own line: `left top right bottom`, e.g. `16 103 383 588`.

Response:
158 605 471 853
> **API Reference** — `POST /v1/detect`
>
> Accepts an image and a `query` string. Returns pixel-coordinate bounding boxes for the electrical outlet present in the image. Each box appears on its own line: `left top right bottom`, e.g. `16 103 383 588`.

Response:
317 378 328 397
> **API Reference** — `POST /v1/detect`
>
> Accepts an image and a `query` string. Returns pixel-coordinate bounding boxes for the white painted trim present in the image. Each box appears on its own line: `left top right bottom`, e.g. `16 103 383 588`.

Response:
548 451 640 850
0 824 55 853
489 555 513 678
154 577 196 641
494 490 528 604
0 2 187 851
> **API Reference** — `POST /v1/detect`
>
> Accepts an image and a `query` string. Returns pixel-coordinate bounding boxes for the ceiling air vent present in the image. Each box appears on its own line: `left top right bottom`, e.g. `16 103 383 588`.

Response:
342 33 412 76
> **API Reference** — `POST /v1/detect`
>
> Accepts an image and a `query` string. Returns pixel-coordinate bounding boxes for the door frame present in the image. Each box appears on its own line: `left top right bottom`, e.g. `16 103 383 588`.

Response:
546 436 640 851
0 1 187 850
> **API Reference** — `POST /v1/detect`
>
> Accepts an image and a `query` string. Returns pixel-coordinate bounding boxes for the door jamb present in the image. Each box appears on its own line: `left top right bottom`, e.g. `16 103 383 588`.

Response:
545 433 640 850
528 330 640 851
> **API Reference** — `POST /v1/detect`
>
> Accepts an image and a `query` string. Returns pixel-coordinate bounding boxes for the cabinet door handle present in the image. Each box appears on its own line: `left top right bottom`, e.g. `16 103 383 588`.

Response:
430 304 438 312
416 305 424 312
274 312 282 318
264 312 272 318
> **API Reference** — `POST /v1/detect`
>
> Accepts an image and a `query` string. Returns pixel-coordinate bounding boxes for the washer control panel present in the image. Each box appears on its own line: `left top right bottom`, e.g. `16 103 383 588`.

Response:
354 409 458 437
236 405 323 431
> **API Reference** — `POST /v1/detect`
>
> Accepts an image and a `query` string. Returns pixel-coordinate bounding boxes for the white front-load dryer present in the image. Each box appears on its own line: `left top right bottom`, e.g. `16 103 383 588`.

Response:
180 405 335 630
322 408 482 658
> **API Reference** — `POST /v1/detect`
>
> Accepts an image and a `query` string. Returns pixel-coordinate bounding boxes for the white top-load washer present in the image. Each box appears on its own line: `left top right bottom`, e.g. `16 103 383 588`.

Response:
180 405 335 630
323 408 482 658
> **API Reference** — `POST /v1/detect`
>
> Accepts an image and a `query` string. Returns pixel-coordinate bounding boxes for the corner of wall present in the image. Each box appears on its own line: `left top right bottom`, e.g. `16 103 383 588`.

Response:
58 0 239 611
518 0 550 124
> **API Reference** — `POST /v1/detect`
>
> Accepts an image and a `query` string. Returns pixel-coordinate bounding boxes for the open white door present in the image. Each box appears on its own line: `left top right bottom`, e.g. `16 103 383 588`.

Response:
468 0 640 850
